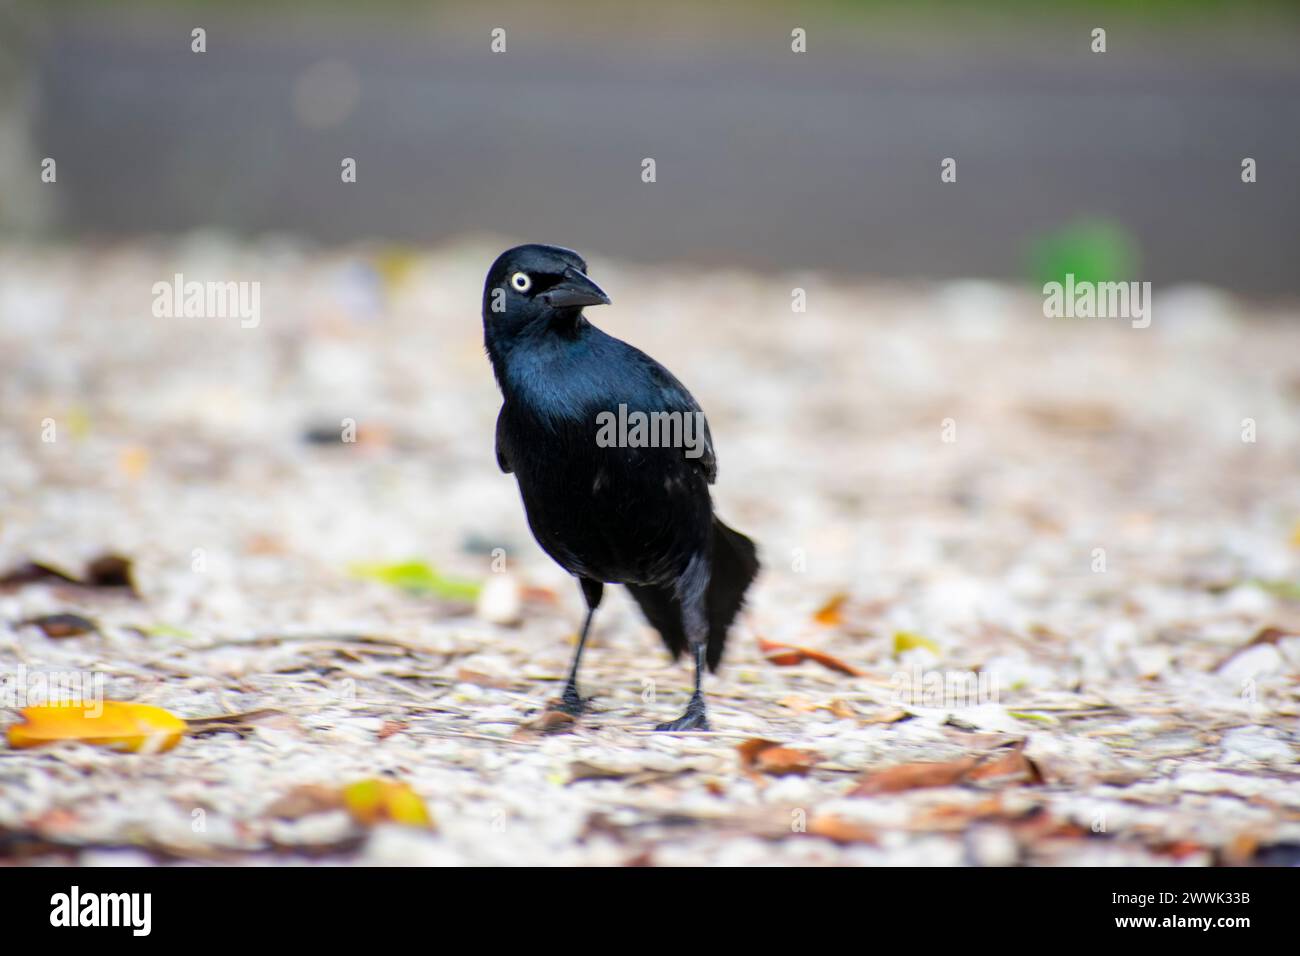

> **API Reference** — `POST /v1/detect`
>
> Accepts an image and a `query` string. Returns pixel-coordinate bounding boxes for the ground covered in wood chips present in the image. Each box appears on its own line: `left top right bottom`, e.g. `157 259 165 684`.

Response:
1 238 1298 865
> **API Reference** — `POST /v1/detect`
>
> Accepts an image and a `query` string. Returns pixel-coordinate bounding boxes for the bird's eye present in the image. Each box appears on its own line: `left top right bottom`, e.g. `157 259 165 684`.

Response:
510 272 532 292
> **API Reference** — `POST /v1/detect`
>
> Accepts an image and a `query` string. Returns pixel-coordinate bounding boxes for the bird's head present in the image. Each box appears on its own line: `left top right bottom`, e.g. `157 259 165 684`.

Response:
481 244 610 349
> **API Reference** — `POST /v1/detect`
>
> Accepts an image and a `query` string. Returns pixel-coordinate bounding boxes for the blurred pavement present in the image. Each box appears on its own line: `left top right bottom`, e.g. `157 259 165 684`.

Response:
15 8 1300 293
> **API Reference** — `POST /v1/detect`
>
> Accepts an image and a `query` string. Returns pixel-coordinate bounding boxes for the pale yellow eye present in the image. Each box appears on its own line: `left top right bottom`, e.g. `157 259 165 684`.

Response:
510 272 531 292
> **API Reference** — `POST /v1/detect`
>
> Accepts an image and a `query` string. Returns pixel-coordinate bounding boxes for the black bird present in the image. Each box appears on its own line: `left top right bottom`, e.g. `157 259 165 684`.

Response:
483 244 759 730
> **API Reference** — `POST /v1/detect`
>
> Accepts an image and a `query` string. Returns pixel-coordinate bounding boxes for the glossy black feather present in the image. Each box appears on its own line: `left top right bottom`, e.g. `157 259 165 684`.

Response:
482 244 759 721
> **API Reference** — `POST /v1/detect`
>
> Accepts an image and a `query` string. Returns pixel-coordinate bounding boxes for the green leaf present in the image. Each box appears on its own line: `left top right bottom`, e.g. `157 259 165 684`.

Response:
1251 579 1300 601
350 560 481 601
142 624 194 639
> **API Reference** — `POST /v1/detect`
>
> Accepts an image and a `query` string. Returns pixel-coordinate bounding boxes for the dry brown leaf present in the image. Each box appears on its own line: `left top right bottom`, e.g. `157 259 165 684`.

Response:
454 668 512 689
828 699 857 719
824 700 909 724
185 708 283 735
851 757 977 795
267 784 345 820
514 708 577 739
1151 840 1207 861
567 761 631 783
806 813 877 844
736 738 780 765
758 747 819 775
27 807 82 837
0 560 82 588
84 554 137 592
853 742 1042 795
737 738 820 776
0 553 138 596
19 613 97 638
908 796 1008 832
521 586 560 605
1024 401 1119 433
762 647 805 666
567 762 692 788
963 747 1044 786
245 533 286 555
777 695 819 712
758 638 864 676
1215 625 1295 670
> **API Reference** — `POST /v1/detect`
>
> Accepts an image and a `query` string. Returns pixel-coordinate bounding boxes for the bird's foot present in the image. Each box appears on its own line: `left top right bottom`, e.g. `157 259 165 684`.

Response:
654 695 710 732
556 685 588 717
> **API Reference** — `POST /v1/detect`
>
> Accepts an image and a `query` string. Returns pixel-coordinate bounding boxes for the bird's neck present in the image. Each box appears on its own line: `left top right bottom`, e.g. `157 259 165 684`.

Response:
487 310 590 377
489 314 597 402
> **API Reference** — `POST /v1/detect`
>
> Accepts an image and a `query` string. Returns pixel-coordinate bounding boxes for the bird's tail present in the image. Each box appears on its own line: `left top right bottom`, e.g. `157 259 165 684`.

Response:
703 517 759 671
626 517 759 672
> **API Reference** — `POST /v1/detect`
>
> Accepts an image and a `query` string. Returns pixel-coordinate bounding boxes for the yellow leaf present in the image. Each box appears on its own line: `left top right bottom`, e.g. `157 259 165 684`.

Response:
7 701 186 753
118 445 150 479
812 592 848 626
893 631 940 656
343 779 433 829
777 695 818 713
827 698 858 720
372 246 420 292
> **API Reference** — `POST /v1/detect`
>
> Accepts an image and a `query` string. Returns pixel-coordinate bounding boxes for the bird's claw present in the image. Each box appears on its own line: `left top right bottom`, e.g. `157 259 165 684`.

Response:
654 699 710 732
557 688 588 716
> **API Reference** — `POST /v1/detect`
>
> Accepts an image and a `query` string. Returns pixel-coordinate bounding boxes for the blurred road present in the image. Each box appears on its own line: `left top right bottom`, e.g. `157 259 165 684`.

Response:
25 15 1300 293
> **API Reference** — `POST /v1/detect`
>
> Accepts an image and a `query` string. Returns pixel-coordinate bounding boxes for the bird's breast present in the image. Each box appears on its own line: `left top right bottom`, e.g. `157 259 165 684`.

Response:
509 432 711 585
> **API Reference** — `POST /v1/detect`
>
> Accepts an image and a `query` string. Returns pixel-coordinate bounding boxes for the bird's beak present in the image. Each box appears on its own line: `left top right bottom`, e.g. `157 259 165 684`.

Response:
540 268 611 309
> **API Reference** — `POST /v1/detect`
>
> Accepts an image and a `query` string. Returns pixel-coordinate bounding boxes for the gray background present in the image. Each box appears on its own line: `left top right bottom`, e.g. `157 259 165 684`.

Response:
7 3 1300 293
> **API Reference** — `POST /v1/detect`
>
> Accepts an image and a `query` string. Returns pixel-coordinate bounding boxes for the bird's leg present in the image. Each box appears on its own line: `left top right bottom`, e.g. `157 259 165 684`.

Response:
655 556 711 731
655 644 710 731
559 607 596 715
558 578 603 716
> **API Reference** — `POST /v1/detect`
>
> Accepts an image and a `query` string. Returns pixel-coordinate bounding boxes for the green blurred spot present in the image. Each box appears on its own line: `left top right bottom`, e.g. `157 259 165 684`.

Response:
1251 579 1300 601
350 559 481 601
142 624 194 639
1028 218 1139 288
68 406 92 440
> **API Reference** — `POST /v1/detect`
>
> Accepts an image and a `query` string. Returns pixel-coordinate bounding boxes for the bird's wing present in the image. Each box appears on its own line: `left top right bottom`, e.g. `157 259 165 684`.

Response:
494 405 513 474
639 352 718 484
